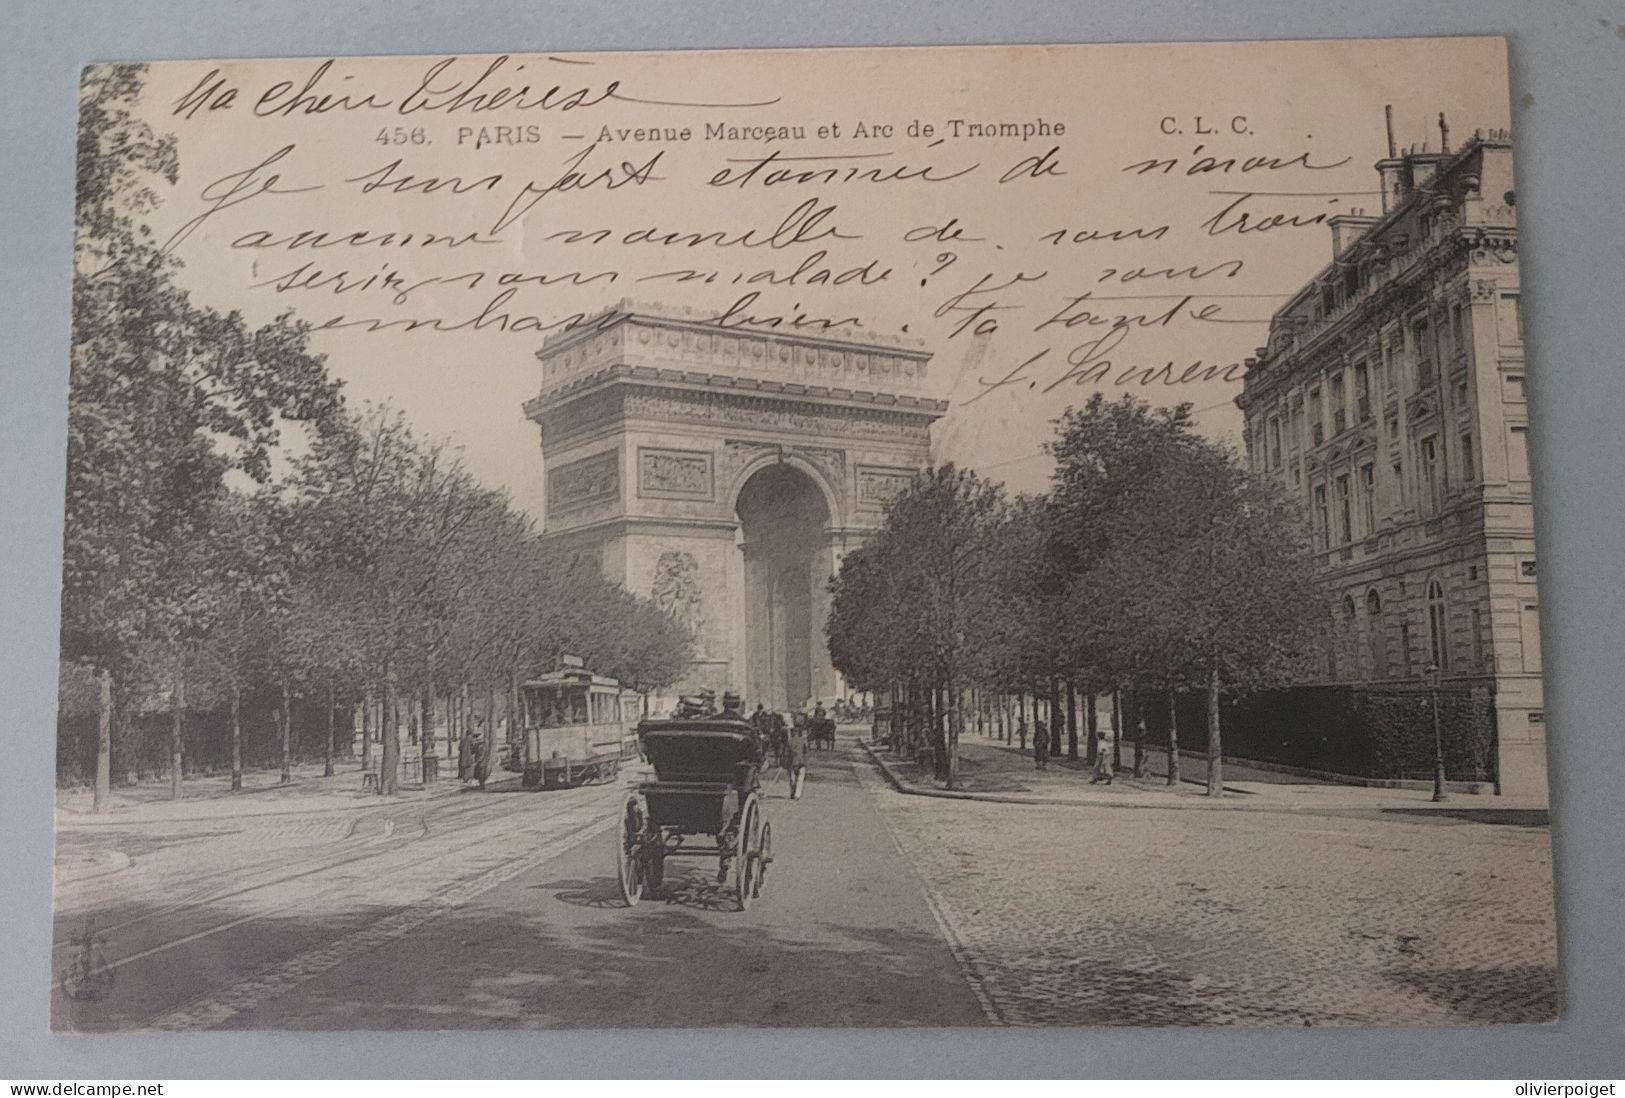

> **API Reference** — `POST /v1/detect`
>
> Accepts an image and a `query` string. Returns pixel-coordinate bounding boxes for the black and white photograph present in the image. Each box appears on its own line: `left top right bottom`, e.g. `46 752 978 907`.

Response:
51 37 1557 1033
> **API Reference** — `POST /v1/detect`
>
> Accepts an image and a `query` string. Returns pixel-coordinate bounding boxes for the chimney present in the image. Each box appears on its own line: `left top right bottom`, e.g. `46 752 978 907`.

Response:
1376 105 1407 213
1329 213 1380 257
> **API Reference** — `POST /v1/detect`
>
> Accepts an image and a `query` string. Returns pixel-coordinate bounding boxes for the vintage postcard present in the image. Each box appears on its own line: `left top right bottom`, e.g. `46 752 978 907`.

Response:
55 37 1554 1031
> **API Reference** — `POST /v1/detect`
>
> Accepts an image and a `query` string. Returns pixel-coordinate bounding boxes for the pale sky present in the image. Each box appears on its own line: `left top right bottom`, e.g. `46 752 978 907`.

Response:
124 38 1512 515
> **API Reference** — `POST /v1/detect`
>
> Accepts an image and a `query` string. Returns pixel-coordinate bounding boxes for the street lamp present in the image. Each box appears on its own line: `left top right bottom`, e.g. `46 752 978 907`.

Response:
1426 662 1447 803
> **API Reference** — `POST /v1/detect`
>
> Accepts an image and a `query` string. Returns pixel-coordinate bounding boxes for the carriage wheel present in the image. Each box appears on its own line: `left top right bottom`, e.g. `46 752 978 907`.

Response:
617 796 648 907
734 795 761 911
753 821 773 898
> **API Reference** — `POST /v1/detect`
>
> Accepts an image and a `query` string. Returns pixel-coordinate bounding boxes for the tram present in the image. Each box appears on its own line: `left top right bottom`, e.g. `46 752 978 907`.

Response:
507 657 642 789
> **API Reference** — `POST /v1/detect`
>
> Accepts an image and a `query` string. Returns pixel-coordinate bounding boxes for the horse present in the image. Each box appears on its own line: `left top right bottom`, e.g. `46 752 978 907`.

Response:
810 715 837 751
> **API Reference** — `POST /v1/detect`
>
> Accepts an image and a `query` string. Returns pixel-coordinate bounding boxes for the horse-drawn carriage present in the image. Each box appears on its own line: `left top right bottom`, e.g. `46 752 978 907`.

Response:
616 715 774 910
800 708 837 751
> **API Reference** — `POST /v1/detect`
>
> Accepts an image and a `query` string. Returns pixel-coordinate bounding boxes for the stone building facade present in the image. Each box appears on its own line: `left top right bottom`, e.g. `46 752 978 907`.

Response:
1236 127 1545 797
526 302 944 711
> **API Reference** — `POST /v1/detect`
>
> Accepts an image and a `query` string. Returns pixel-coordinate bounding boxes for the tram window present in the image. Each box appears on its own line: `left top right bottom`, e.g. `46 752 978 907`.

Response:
569 690 588 724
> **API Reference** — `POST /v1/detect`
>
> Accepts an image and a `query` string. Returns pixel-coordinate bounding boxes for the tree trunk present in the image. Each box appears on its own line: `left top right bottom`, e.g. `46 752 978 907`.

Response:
509 665 520 766
93 667 113 814
1065 678 1080 761
1110 687 1122 769
381 672 401 795
1166 688 1181 786
1132 685 1148 779
170 672 186 801
280 676 293 785
420 687 434 759
360 691 373 773
324 680 336 778
1084 684 1098 765
230 681 243 792
1205 663 1223 797
944 673 961 789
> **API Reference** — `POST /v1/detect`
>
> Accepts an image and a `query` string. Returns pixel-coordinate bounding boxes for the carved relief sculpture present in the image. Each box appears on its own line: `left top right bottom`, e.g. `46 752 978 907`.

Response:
547 451 619 514
651 550 706 652
639 448 713 500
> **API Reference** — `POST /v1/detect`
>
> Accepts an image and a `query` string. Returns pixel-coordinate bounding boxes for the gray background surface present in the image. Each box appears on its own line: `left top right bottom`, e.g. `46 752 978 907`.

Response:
3 0 1621 1078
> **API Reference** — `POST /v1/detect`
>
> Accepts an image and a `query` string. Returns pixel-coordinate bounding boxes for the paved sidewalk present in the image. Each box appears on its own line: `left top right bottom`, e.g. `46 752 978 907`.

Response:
865 734 1549 817
56 758 480 829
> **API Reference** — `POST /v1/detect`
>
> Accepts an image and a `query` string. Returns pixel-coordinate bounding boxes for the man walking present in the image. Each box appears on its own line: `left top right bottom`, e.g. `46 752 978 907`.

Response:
1033 717 1050 771
1091 728 1114 785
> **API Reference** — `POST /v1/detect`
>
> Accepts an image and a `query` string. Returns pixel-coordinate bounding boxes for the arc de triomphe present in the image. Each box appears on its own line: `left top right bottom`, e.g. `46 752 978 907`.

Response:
525 301 944 710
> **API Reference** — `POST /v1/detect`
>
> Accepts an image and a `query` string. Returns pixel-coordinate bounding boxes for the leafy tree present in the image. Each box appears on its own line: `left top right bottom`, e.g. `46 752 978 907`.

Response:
828 465 1006 787
64 64 342 809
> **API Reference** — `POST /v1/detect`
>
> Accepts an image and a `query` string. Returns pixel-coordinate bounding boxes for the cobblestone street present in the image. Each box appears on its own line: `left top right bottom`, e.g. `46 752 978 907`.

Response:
53 737 1559 1030
854 754 1559 1027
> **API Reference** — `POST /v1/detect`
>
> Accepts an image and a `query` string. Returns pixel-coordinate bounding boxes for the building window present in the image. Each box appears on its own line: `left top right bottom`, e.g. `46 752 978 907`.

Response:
1309 387 1324 445
1499 293 1523 345
1427 577 1450 672
1353 362 1371 422
1367 589 1388 679
1451 302 1465 356
1313 484 1329 550
1420 435 1441 514
1392 459 1406 507
1508 425 1530 482
1399 619 1414 677
1461 430 1475 483
1336 474 1353 544
1520 601 1542 673
1330 373 1347 435
1471 607 1485 670
1413 317 1434 388
1360 462 1376 533
1269 416 1282 468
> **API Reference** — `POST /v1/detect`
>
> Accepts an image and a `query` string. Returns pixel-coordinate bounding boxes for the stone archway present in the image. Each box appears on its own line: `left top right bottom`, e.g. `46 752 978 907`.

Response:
736 463 830 710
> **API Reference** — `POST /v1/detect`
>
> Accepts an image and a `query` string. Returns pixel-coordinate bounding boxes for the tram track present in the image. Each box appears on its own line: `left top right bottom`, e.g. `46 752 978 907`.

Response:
53 779 628 976
55 789 496 930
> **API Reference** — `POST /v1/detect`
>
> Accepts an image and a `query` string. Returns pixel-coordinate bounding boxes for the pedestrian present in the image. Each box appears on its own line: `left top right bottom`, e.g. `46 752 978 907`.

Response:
785 714 808 800
1033 717 1050 771
1016 716 1028 752
1091 728 1114 785
471 719 491 790
457 727 474 783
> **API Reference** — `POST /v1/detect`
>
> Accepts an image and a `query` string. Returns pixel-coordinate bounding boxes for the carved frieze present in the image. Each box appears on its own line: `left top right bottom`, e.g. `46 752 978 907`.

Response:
638 447 714 500
624 388 934 445
547 451 619 515
856 465 917 510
